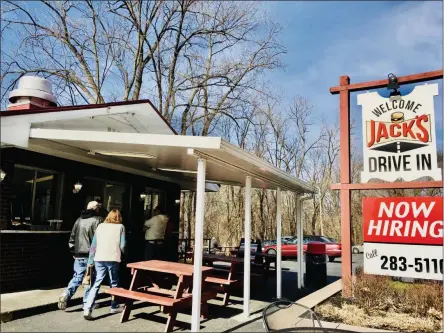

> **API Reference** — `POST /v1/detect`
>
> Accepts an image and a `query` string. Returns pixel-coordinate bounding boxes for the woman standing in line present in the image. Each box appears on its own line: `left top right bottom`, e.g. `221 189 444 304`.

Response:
83 209 126 320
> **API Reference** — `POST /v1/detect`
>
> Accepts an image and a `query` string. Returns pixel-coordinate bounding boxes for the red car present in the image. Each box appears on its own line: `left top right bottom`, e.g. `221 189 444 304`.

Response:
263 235 342 262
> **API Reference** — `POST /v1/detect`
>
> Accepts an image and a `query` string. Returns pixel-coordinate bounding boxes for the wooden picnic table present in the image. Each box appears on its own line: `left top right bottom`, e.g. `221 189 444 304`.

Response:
254 252 277 278
202 254 243 306
202 253 276 305
106 260 216 332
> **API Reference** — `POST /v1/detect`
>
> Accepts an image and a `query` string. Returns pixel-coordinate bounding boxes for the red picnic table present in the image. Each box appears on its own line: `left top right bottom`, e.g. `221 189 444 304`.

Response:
106 260 216 332
202 253 276 305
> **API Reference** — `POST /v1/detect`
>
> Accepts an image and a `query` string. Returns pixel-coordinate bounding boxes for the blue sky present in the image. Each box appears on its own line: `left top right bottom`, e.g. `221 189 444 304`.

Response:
262 1 443 152
2 1 442 152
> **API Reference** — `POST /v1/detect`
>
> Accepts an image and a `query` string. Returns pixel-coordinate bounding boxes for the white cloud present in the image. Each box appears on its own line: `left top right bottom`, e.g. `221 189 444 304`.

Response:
282 1 442 120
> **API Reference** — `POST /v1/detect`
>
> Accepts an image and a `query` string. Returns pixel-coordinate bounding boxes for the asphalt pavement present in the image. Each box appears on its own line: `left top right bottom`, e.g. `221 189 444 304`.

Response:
1 254 364 332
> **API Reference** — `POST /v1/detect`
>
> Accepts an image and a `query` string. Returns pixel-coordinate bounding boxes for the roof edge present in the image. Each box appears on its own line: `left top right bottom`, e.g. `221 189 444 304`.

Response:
1 99 177 135
219 139 316 193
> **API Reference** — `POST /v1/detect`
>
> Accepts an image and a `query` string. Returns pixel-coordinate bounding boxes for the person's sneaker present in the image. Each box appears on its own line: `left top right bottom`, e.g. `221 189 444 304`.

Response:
109 306 123 314
58 294 68 311
83 310 93 320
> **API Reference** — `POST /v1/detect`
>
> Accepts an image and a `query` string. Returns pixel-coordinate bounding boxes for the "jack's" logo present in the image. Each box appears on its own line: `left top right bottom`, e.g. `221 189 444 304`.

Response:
357 84 441 183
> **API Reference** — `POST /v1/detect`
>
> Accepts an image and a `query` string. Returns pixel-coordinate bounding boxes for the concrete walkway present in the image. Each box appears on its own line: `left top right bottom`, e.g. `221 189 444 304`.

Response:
1 257 399 332
1 286 109 322
1 282 398 332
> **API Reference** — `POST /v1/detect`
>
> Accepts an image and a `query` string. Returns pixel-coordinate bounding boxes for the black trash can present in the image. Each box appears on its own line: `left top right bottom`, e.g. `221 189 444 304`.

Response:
305 241 327 289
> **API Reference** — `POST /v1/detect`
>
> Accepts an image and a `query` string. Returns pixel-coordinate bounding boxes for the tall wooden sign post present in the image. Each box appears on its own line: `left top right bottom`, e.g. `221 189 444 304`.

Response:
329 69 443 295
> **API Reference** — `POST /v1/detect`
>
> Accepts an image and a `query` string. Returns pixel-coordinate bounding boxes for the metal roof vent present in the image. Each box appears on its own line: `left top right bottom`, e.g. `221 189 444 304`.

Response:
8 76 57 111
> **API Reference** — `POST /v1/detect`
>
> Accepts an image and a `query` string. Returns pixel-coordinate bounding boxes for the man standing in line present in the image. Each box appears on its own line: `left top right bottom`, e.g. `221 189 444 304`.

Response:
58 201 103 310
143 206 168 260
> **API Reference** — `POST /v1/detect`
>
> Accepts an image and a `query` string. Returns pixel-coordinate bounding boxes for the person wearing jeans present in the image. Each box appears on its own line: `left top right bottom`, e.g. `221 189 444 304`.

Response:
84 209 126 320
58 201 102 310
84 262 119 312
65 258 91 307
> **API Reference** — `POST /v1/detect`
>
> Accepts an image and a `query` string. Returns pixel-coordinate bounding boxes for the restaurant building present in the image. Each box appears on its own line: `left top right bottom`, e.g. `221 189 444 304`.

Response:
0 77 195 292
1 76 316 331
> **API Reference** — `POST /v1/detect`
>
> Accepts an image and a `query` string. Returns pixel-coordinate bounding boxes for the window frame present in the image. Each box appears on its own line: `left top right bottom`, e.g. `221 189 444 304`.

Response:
13 164 64 223
143 187 166 219
82 176 132 221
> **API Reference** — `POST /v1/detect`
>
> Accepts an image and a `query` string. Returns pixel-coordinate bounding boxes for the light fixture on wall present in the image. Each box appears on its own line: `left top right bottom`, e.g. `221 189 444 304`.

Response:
140 192 147 200
0 169 6 182
73 181 83 194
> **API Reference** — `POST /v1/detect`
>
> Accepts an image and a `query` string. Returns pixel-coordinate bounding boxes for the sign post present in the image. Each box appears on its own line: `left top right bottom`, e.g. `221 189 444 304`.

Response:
329 70 443 295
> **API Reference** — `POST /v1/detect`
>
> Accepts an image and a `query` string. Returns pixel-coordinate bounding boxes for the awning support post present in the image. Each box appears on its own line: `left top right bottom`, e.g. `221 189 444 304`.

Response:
276 187 282 299
296 196 304 288
191 158 206 332
243 175 252 318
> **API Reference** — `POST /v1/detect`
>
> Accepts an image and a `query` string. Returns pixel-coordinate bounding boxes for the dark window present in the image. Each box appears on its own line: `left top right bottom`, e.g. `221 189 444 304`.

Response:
303 237 313 243
143 189 165 220
80 178 130 223
10 166 62 228
318 236 333 243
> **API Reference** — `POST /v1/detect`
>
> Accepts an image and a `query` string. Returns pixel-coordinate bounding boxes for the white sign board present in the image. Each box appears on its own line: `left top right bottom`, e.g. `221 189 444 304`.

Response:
363 197 442 280
357 84 441 183
363 243 442 280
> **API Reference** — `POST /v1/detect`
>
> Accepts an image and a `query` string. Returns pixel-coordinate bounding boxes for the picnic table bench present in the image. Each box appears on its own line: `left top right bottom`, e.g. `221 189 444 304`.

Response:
105 260 216 332
202 254 244 306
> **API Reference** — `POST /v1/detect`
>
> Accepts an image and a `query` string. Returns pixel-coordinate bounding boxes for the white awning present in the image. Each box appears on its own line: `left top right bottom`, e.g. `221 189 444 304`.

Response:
1 101 313 331
26 128 315 193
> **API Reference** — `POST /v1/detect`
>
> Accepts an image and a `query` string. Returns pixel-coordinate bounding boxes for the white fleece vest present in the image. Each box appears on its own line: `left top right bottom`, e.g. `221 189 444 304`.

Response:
94 223 124 262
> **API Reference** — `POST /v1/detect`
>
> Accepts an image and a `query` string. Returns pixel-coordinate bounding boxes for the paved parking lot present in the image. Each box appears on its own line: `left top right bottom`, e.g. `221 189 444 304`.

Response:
1 255 363 332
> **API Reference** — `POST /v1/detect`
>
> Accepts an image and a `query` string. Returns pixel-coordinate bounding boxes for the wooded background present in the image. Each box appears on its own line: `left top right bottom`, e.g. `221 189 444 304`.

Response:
2 0 442 247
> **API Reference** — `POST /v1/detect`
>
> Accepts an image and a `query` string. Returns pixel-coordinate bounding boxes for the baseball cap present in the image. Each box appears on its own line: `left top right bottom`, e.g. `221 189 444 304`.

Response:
87 201 99 210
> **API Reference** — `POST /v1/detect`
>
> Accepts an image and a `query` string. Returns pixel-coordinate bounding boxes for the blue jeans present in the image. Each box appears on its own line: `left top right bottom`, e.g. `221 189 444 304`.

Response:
84 262 119 312
64 258 90 307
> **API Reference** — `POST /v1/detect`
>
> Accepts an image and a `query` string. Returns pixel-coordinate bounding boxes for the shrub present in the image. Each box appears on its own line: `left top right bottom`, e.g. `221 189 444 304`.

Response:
316 269 443 332
352 267 443 316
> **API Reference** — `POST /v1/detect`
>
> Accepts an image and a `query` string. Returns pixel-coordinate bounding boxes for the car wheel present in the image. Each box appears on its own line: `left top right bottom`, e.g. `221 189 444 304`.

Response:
352 248 359 254
328 256 335 262
267 249 277 256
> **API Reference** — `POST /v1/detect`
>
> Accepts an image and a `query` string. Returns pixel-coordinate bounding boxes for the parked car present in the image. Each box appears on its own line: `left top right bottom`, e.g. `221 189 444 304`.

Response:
352 244 363 254
262 237 295 250
263 235 342 262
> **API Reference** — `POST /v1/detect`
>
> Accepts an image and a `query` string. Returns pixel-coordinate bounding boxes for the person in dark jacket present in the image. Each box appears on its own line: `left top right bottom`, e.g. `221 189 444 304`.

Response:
58 201 102 311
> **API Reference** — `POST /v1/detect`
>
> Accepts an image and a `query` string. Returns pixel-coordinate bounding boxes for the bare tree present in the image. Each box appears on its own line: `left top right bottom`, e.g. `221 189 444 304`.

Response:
2 0 352 247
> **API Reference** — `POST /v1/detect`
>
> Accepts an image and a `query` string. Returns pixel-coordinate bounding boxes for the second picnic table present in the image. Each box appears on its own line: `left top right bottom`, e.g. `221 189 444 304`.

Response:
106 260 216 332
202 253 276 305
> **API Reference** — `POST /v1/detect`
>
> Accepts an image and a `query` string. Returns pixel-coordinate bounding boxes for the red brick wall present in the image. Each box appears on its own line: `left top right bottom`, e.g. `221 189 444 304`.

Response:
1 232 73 293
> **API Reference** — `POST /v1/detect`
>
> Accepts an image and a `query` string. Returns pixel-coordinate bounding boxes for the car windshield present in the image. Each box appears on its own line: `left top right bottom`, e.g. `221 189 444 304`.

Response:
319 236 333 243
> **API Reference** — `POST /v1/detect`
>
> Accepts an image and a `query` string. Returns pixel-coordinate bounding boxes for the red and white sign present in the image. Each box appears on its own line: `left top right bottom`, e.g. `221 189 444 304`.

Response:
358 84 442 183
363 197 443 280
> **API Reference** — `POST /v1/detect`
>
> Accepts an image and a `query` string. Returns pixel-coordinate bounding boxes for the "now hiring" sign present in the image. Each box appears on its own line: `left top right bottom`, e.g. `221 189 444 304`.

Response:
362 197 442 280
